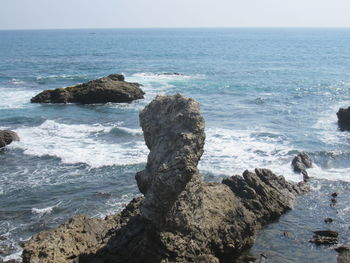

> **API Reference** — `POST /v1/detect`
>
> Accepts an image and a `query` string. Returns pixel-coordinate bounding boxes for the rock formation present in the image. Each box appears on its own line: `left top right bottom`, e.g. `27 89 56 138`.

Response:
291 152 313 181
30 74 145 104
23 94 308 263
337 106 350 130
0 130 19 148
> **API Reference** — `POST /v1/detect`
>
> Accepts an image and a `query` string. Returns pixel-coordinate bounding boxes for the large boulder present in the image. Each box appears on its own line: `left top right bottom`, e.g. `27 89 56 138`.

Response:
0 130 19 148
23 94 308 263
30 74 145 104
337 106 350 130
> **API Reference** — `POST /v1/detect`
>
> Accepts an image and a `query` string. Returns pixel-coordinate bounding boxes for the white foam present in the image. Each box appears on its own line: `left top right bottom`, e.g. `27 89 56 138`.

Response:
2 251 22 262
313 100 350 145
31 206 54 215
12 120 149 168
199 127 303 182
9 78 25 85
0 87 37 110
35 74 86 82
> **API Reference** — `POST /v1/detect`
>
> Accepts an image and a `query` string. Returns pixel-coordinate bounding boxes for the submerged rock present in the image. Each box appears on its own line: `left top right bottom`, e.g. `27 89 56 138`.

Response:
337 107 350 130
30 74 145 104
23 94 307 263
291 152 313 181
0 130 19 148
310 230 339 245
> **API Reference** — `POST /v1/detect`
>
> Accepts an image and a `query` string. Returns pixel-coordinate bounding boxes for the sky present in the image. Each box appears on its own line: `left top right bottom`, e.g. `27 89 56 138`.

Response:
1 0 350 30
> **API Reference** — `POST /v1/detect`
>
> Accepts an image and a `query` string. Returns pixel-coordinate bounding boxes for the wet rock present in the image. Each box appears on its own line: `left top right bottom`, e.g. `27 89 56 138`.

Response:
337 106 350 130
291 152 313 181
31 74 145 104
324 218 333 224
310 230 339 245
23 94 308 263
335 246 350 263
0 130 20 148
332 192 338 198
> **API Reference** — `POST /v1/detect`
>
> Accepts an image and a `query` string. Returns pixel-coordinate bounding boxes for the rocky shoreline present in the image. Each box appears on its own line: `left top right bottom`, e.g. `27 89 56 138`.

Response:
22 94 309 263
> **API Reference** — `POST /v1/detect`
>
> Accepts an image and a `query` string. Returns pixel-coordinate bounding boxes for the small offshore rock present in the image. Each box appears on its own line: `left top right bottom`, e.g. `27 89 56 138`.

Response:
324 218 333 224
291 152 313 181
31 74 145 104
337 106 350 130
332 192 338 198
310 230 339 245
0 130 20 148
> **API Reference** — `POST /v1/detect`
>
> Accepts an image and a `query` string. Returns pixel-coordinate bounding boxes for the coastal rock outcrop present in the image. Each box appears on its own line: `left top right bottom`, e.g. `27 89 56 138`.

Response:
0 130 19 148
30 74 145 104
291 152 312 181
23 94 307 263
337 106 350 130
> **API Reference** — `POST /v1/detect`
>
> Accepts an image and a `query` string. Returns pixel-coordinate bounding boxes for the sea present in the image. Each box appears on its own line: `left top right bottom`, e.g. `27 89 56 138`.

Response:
0 28 350 262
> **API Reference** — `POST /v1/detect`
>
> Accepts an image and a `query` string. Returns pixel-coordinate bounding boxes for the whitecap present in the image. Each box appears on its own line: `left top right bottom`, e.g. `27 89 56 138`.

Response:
31 206 54 215
12 120 149 168
0 87 37 110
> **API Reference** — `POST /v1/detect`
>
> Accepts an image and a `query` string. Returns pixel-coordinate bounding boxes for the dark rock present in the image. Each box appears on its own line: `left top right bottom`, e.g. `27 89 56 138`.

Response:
30 74 145 104
310 230 339 245
335 246 350 263
324 218 333 223
22 94 308 263
332 192 338 198
337 107 350 130
291 152 313 181
331 198 337 204
0 130 20 148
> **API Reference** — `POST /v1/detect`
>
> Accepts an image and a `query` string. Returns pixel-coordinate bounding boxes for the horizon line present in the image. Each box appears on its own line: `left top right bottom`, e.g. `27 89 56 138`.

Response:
1 26 350 31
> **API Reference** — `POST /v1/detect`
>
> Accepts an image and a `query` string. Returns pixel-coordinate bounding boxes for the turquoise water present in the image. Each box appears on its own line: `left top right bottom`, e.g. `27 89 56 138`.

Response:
1 28 350 261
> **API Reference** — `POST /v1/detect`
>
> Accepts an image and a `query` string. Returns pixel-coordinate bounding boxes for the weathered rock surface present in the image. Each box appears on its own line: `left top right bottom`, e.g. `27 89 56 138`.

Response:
310 230 339 245
23 94 307 263
335 246 350 263
291 152 313 181
30 74 145 104
337 106 350 130
0 130 19 148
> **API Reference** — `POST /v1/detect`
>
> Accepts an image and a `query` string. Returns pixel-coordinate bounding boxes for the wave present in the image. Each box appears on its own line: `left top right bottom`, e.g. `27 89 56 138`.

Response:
31 206 53 215
8 78 25 85
11 120 149 168
131 72 204 81
0 87 37 110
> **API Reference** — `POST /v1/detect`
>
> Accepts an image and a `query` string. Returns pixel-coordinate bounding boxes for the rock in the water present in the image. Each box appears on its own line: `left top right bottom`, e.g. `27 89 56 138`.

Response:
30 74 145 104
0 130 19 148
310 230 339 245
324 217 333 224
335 246 350 263
337 106 350 130
291 152 312 181
23 94 308 263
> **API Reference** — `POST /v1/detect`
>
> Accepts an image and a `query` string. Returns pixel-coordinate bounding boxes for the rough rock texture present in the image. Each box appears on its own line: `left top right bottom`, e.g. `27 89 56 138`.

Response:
337 106 350 130
291 152 313 181
30 74 145 104
309 230 339 245
335 246 350 263
23 197 142 263
23 94 307 263
0 130 19 148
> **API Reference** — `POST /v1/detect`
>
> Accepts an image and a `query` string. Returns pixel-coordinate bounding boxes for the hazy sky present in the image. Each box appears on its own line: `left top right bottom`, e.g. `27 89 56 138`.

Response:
1 0 350 30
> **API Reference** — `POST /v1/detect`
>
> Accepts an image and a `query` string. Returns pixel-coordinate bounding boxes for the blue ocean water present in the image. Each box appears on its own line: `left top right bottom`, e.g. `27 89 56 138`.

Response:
0 28 350 262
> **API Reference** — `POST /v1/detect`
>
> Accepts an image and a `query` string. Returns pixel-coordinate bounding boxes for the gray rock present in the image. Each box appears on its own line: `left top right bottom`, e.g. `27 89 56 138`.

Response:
310 230 339 245
0 130 19 148
22 94 308 263
30 74 145 104
291 152 313 181
337 107 350 130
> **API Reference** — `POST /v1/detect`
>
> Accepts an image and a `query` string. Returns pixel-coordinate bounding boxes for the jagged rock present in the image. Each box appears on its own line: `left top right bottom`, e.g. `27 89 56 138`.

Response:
23 94 308 263
30 74 145 104
0 130 19 148
310 230 339 245
335 246 350 263
22 197 143 263
291 152 312 181
337 107 350 130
